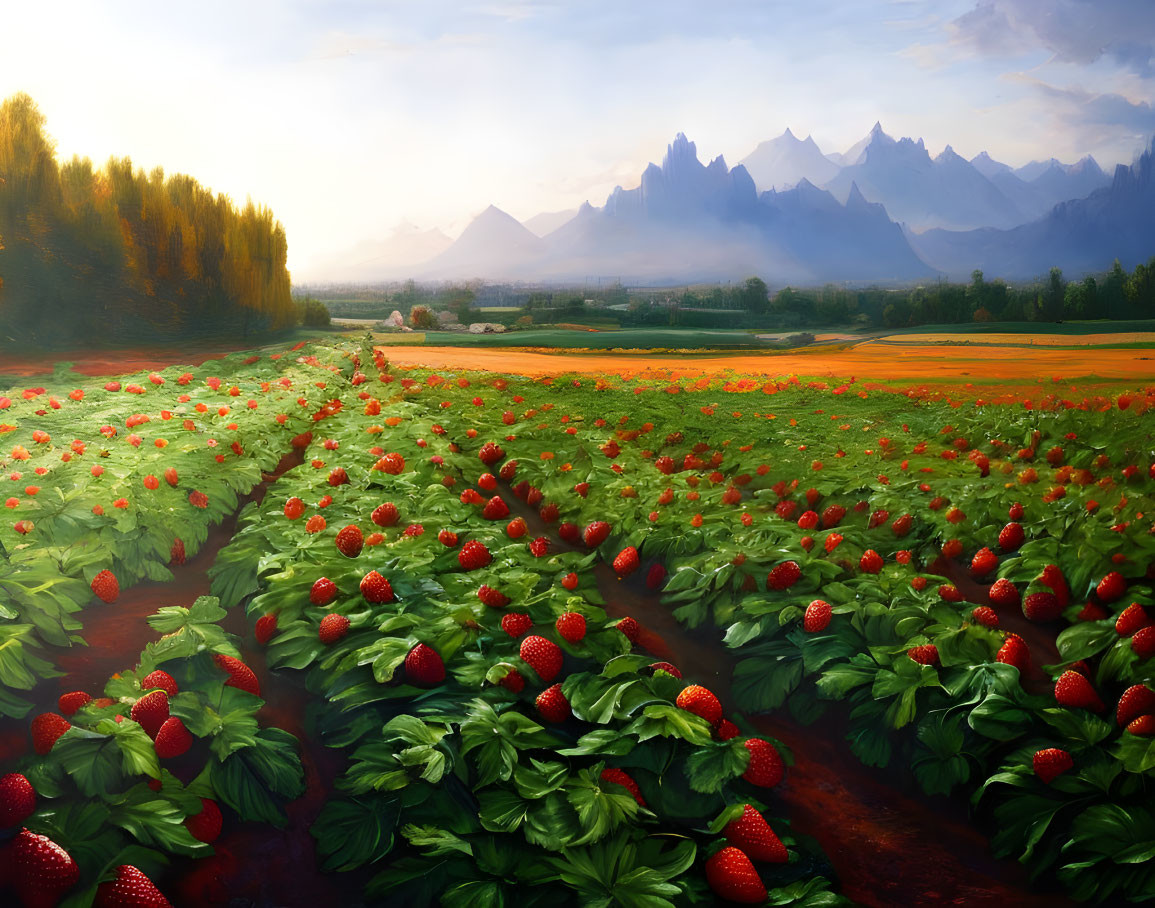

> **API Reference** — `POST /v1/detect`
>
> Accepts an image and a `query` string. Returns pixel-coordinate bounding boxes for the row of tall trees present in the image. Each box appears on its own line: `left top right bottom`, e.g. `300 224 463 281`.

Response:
0 93 296 347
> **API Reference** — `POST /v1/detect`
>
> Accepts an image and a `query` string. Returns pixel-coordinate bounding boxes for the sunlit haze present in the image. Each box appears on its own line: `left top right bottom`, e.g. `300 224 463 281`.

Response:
3 0 1154 280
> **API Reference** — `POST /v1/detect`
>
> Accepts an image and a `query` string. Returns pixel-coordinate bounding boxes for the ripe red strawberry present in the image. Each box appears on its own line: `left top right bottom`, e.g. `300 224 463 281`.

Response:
1115 603 1151 637
501 613 532 638
185 798 222 844
9 827 80 907
998 522 1024 551
938 584 963 603
478 441 505 465
612 546 639 576
500 459 518 481
675 685 722 725
988 578 1020 609
561 572 579 591
1117 684 1155 727
520 635 563 681
529 536 550 558
539 503 560 523
328 466 349 486
859 549 884 574
284 497 305 519
1133 626 1155 659
1009 501 1025 520
95 864 173 908
647 567 670 594
360 571 394 604
583 521 612 548
170 537 186 565
478 585 510 608
996 633 1030 674
405 644 446 685
91 569 119 603
1079 601 1110 621
1023 592 1062 622
319 613 350 644
1127 715 1155 735
255 613 278 645
1033 748 1073 784
908 644 939 665
438 529 458 548
499 668 525 692
310 576 338 606
821 504 846 528
891 513 913 537
335 525 363 557
715 718 740 740
535 683 570 723
31 713 71 755
724 804 788 863
482 496 510 520
130 691 170 738
803 599 832 633
616 616 640 643
458 540 492 571
140 670 178 698
1096 571 1127 603
742 738 785 787
556 612 587 644
305 514 326 534
558 522 581 545
969 547 998 579
0 773 36 827
1038 564 1069 607
371 502 399 527
506 516 528 539
57 691 92 716
213 654 260 696
705 846 766 905
153 716 193 758
600 767 646 806
1055 670 1104 711
766 561 801 590
649 661 682 679
971 606 1000 628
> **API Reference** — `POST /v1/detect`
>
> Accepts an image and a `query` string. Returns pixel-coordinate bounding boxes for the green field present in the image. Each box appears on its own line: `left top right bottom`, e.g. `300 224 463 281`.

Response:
372 327 792 349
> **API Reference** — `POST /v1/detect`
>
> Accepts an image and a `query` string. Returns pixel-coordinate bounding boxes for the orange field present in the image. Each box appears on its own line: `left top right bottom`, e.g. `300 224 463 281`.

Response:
380 342 1155 384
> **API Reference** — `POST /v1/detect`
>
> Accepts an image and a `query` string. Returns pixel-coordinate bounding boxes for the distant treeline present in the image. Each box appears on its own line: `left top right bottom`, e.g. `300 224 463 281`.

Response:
0 93 296 347
299 264 1155 332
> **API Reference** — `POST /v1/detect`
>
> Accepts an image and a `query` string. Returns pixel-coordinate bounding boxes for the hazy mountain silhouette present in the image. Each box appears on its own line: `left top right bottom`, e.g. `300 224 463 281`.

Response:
421 205 545 278
524 208 578 237
910 144 1155 279
740 128 840 190
822 124 1028 230
419 133 933 284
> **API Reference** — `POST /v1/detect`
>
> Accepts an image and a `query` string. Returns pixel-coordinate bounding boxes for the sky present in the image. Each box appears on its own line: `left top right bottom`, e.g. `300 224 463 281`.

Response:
2 0 1154 280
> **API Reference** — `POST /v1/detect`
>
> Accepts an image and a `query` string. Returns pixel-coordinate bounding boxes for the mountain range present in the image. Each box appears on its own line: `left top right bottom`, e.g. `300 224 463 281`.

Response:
349 124 1149 285
419 134 932 284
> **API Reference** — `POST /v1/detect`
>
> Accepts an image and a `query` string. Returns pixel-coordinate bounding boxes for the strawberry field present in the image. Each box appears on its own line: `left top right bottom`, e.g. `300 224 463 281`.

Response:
0 336 1154 906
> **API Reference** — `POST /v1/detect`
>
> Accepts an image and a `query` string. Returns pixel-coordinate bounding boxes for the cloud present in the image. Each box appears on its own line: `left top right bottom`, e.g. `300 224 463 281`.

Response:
1010 75 1155 156
950 1 1155 74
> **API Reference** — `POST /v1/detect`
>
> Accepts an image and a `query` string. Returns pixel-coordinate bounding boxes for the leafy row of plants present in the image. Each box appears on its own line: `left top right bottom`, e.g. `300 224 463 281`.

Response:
0 343 341 717
220 352 1154 903
482 372 1155 902
213 346 851 906
0 594 305 907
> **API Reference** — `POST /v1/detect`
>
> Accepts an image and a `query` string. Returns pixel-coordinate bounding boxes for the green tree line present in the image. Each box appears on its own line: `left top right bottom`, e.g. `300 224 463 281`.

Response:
0 93 296 347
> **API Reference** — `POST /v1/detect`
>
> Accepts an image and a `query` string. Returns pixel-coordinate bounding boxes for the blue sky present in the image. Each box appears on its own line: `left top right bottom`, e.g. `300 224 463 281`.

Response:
2 0 1154 278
